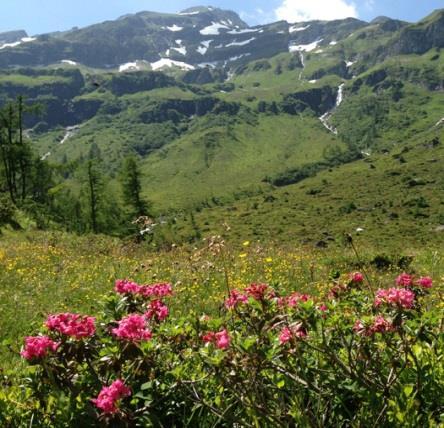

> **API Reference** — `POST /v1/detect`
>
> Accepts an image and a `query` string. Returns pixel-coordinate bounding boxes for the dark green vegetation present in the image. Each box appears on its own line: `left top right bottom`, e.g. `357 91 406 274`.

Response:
0 7 443 247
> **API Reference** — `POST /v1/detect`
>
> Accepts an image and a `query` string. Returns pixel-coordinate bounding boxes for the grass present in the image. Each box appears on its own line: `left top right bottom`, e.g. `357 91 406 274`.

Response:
0 74 69 87
0 230 443 373
188 124 444 247
141 113 342 210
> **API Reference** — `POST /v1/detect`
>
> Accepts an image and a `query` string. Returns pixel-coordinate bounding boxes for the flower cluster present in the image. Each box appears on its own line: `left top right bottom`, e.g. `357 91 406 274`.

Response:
349 272 364 284
45 313 96 339
245 283 275 301
396 273 433 289
92 380 131 414
279 292 310 308
21 336 59 360
115 280 173 298
202 329 231 350
374 288 415 309
395 273 413 287
140 283 173 298
353 316 395 336
145 300 169 322
416 276 433 288
115 279 141 294
279 323 307 345
225 290 248 309
112 314 152 342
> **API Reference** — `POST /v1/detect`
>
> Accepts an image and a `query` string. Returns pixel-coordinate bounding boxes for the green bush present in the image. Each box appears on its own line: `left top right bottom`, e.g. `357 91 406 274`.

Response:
5 272 443 427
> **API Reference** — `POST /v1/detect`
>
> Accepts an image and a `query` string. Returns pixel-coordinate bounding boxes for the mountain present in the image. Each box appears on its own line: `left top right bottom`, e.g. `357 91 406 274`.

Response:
0 6 443 244
0 7 365 69
387 9 444 55
0 30 28 45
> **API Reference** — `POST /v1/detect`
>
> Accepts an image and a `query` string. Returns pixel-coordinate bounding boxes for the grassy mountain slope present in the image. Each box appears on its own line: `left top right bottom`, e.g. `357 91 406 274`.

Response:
140 113 341 209
188 124 444 247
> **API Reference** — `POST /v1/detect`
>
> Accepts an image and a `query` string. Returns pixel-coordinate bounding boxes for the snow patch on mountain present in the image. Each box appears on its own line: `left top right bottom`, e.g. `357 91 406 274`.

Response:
171 39 186 55
167 25 183 32
227 28 258 35
172 46 187 55
289 25 310 33
225 37 256 47
289 39 323 53
151 58 194 71
179 10 200 16
200 22 231 35
61 60 77 66
227 53 251 62
119 62 140 72
197 40 212 55
0 36 36 50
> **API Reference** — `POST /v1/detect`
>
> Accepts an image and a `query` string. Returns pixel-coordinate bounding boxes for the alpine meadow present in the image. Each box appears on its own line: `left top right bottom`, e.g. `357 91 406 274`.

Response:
0 3 443 427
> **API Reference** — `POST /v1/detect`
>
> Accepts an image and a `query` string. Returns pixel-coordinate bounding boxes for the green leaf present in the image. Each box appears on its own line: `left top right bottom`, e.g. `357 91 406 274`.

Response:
404 385 414 397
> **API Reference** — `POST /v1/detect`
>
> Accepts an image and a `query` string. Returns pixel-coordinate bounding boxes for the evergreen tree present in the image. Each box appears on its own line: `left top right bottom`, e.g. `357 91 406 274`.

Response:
0 97 35 204
86 159 102 233
120 156 148 217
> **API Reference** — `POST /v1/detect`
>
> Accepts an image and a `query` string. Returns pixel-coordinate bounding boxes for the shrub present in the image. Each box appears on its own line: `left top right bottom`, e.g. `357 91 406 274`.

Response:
7 272 444 427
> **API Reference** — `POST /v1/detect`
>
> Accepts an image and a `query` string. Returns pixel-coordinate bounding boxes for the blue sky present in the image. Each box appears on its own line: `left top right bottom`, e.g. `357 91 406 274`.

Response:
1 0 442 35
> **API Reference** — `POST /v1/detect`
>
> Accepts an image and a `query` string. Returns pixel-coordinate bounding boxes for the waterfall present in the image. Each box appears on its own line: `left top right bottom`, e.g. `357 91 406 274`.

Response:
60 125 81 145
319 83 345 134
298 52 305 80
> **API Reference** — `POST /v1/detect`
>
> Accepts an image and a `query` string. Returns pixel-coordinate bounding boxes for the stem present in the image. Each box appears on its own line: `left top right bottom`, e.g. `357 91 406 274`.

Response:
347 234 375 298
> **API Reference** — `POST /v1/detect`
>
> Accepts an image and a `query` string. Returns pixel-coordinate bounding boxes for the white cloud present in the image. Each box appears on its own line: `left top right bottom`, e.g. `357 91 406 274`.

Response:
275 0 358 23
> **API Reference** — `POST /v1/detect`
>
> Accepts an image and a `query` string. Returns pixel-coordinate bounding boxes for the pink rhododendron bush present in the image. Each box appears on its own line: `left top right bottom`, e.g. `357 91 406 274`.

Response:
7 272 444 427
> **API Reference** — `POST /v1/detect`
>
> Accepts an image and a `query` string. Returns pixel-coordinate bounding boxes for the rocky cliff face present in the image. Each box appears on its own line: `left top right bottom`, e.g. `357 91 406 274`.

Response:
0 30 28 44
388 10 444 55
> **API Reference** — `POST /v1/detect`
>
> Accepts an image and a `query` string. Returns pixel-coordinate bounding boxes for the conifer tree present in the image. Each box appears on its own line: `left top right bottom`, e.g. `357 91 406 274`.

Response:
120 156 148 217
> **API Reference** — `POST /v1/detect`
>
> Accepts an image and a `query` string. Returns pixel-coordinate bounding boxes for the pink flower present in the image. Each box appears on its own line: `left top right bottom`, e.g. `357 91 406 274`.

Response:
114 280 173 298
45 313 96 340
396 273 413 287
225 290 248 309
416 276 433 289
353 316 395 336
350 272 364 284
374 288 415 309
115 279 141 295
215 329 230 350
318 304 328 312
202 329 231 350
145 300 169 322
278 293 310 308
202 332 216 344
279 324 307 345
245 283 275 301
112 314 152 342
353 320 366 335
21 336 59 360
279 327 293 345
370 315 394 334
92 379 131 414
328 283 348 299
139 283 173 298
